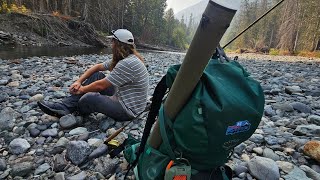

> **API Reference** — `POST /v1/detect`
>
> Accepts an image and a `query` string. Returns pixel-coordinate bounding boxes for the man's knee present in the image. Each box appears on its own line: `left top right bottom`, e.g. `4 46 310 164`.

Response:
78 93 99 105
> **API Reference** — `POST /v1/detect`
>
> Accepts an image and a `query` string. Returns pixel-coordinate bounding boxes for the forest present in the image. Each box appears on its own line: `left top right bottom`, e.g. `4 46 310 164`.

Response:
0 0 319 56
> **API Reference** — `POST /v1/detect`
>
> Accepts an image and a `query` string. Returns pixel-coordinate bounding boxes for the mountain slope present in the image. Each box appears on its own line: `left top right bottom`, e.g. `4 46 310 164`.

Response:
175 0 209 25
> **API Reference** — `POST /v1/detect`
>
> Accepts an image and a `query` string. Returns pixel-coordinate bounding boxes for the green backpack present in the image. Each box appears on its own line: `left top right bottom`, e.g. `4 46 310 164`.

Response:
124 57 265 180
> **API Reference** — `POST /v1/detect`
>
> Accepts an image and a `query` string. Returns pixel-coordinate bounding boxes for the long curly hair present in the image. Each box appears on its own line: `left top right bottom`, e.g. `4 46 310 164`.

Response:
110 40 144 70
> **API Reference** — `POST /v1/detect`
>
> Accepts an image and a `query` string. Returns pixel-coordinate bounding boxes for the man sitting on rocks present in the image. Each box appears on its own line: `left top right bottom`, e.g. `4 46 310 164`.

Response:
38 29 149 121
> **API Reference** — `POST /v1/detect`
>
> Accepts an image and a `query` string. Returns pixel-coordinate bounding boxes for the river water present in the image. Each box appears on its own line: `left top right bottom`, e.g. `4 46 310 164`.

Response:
0 45 185 60
0 45 111 60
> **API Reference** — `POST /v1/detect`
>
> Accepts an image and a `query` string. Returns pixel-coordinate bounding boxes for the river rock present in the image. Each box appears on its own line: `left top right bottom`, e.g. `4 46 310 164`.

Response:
66 141 91 165
303 141 320 162
0 92 9 102
263 148 280 161
88 144 108 159
94 156 119 176
285 86 302 94
60 114 77 129
308 115 320 125
0 158 6 171
29 94 44 102
69 127 88 135
34 163 51 175
276 161 294 173
67 171 87 180
248 156 280 180
54 172 65 180
283 166 312 180
9 138 31 155
293 124 320 136
249 134 264 143
54 154 68 172
300 165 320 180
41 128 58 137
11 162 33 177
0 107 18 131
290 102 312 113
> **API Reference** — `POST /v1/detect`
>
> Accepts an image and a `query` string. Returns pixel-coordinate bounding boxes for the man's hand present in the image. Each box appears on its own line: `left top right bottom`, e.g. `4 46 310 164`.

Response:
71 86 85 95
69 81 81 93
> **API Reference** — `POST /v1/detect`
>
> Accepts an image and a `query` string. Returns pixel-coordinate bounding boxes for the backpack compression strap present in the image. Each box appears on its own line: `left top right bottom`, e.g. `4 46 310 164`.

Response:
125 75 168 178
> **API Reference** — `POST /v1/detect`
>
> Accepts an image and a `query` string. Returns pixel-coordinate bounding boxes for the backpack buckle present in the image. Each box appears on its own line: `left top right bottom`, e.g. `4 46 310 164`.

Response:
165 158 191 180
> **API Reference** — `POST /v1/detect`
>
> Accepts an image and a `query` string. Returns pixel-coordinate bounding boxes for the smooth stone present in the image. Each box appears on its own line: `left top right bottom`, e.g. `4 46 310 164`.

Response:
99 119 111 132
36 137 46 145
7 81 19 87
20 105 31 113
264 136 279 146
283 166 312 180
66 141 91 165
285 86 302 94
300 165 320 180
9 138 31 155
29 94 44 102
0 79 8 85
0 168 10 179
69 127 88 136
249 134 264 143
308 115 320 126
34 163 51 175
234 164 248 176
67 171 87 180
0 92 9 102
56 137 69 147
248 156 280 180
273 103 294 112
276 161 294 173
0 158 6 171
94 156 119 176
55 172 65 180
264 105 276 116
88 144 108 159
29 128 40 137
234 143 246 155
294 125 320 136
252 147 263 155
311 165 320 173
263 148 280 161
54 154 68 172
11 162 33 177
291 102 312 113
41 128 58 137
0 107 17 131
88 138 103 147
60 114 77 129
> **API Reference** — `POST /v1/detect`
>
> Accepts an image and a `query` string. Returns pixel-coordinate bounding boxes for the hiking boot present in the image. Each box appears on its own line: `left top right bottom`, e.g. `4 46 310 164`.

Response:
37 101 71 118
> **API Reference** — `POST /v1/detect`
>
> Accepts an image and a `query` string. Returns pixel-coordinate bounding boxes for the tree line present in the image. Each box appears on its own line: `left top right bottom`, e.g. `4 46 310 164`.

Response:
0 0 192 49
221 0 320 54
1 0 319 53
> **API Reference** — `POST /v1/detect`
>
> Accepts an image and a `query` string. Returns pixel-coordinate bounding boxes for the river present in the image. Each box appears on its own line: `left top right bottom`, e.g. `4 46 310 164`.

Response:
0 45 185 60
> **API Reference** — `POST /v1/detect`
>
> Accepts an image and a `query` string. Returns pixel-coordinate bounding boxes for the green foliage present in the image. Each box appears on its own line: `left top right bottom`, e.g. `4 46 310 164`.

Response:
172 26 187 49
269 48 279 55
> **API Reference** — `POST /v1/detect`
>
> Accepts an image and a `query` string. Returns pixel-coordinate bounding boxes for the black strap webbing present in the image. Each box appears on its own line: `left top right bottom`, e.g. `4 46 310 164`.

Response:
125 75 168 178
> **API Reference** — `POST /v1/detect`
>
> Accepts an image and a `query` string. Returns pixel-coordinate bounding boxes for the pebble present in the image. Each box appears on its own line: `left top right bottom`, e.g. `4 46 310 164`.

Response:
9 138 31 155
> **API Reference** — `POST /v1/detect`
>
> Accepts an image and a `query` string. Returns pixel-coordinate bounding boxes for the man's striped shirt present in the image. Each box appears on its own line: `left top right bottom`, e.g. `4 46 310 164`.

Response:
103 55 149 117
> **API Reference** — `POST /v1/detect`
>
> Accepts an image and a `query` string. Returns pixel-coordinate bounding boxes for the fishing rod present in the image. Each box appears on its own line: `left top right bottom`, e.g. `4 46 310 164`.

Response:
222 0 285 49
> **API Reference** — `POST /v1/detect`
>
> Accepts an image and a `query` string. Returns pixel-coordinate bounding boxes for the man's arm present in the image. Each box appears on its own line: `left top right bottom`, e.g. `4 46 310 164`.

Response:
70 63 106 93
75 78 112 94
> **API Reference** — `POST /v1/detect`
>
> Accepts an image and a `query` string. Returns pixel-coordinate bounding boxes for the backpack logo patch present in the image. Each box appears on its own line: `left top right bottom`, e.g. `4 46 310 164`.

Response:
226 120 251 135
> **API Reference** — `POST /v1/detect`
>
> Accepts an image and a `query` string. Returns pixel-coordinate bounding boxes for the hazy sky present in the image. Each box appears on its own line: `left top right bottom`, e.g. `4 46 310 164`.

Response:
166 0 202 13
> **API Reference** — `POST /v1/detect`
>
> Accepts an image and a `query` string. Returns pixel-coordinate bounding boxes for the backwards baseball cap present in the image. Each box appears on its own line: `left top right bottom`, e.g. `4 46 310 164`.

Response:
108 29 134 45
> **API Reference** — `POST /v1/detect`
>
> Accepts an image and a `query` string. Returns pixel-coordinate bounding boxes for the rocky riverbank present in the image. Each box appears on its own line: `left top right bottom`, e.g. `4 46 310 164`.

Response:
0 53 320 179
